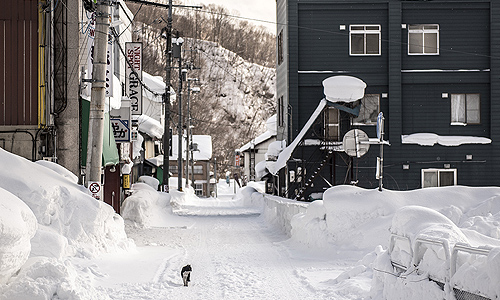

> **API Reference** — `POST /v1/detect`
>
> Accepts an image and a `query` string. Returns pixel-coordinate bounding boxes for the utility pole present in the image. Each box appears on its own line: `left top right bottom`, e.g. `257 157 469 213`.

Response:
86 0 111 198
123 0 201 193
162 0 173 193
185 79 199 189
172 34 185 191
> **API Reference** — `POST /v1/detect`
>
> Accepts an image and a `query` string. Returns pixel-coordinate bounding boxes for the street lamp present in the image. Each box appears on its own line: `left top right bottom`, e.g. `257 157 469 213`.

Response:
185 79 200 188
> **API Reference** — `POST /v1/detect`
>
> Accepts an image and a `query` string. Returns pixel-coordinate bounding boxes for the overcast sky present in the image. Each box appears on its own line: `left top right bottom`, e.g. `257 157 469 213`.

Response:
180 0 277 34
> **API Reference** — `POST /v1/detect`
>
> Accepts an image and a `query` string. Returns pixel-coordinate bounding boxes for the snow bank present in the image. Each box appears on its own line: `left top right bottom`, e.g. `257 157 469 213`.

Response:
121 182 172 228
0 257 109 300
0 149 132 260
261 194 308 236
0 148 134 298
0 189 37 283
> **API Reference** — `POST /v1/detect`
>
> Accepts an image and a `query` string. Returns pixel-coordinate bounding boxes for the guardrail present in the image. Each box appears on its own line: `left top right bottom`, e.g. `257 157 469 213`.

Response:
388 234 496 300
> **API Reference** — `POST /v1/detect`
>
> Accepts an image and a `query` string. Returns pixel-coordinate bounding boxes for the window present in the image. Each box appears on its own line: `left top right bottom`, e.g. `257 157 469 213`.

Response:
193 165 203 175
277 29 284 65
451 94 480 125
324 107 340 141
422 169 456 188
353 94 380 125
278 96 284 127
195 183 203 196
169 165 178 174
350 25 381 55
408 24 439 55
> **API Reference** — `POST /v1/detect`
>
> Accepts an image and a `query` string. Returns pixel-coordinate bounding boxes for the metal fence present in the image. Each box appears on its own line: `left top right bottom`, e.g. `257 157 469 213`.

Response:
389 234 496 300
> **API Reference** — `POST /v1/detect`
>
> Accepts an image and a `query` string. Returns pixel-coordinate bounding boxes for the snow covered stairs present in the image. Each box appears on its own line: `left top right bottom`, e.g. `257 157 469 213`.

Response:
295 149 334 201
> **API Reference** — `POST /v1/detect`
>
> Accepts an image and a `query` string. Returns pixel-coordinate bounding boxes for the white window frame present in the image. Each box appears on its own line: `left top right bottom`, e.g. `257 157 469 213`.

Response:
450 93 481 125
353 94 380 125
421 168 457 188
349 25 381 56
195 183 203 196
408 24 440 55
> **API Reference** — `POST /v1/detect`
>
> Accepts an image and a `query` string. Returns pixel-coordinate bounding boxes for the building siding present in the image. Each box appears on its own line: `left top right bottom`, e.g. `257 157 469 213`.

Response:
280 0 500 196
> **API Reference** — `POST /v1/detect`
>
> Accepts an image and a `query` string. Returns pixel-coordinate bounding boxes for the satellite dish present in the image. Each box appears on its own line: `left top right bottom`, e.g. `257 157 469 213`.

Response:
343 129 370 158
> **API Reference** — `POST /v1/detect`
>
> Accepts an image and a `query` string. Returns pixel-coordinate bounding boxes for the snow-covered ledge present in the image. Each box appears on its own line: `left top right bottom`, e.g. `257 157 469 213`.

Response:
401 133 492 146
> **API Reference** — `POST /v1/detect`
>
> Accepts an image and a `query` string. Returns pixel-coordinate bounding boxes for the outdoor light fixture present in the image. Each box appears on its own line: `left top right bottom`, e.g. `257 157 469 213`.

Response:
403 164 410 170
442 93 449 98
466 154 473 160
444 164 451 169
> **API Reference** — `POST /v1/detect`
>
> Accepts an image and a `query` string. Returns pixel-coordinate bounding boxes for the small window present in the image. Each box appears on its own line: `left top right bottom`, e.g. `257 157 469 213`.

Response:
350 25 381 56
277 29 284 65
353 94 380 125
193 165 203 175
278 96 285 127
195 183 203 196
324 107 340 141
408 24 439 55
169 165 178 174
422 169 456 188
451 94 480 125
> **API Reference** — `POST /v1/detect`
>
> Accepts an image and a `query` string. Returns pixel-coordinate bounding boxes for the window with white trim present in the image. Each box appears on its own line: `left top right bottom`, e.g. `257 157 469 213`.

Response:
421 169 456 188
195 183 203 196
349 25 381 55
408 24 439 55
324 107 340 141
353 94 380 125
451 93 480 125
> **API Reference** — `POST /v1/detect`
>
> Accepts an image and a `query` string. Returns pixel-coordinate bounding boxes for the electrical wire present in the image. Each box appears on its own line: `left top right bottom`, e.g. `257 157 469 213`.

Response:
177 5 500 60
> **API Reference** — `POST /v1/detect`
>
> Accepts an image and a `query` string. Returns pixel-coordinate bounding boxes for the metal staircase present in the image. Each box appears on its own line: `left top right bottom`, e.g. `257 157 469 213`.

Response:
294 149 335 201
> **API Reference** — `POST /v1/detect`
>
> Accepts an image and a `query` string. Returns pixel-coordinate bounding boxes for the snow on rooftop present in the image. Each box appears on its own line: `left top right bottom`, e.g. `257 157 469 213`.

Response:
142 71 176 103
239 115 277 152
136 114 164 139
401 133 492 146
322 75 366 103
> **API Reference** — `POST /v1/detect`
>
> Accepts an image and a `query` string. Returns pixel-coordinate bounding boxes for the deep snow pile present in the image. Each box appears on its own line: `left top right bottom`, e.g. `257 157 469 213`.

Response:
286 185 500 299
0 148 133 298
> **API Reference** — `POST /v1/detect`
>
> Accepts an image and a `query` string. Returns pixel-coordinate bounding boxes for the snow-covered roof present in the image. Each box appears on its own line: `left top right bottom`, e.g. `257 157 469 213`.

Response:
240 131 275 152
269 99 327 175
142 71 176 103
136 114 163 139
322 75 366 103
401 133 492 146
171 135 212 161
239 115 277 152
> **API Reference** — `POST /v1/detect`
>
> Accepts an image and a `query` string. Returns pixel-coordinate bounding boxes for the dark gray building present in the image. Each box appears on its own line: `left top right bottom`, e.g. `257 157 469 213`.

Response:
274 0 500 200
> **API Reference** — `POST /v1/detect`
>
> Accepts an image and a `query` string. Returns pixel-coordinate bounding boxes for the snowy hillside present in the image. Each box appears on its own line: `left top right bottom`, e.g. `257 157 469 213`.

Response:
175 38 276 167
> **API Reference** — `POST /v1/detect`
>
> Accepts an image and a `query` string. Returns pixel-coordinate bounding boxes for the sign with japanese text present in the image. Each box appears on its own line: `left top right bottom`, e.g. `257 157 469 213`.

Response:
110 119 130 142
125 42 143 115
84 12 113 97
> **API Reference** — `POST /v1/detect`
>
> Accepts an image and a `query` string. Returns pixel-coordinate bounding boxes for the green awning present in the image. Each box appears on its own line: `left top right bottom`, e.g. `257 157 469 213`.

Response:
81 99 120 167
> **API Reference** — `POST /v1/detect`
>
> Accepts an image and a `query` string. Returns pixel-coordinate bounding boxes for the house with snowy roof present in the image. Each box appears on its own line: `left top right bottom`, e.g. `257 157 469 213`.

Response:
274 0 500 200
238 115 277 181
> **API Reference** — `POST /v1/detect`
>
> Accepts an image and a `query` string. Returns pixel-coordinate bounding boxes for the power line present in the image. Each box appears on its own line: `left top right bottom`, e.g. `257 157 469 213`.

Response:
177 5 500 60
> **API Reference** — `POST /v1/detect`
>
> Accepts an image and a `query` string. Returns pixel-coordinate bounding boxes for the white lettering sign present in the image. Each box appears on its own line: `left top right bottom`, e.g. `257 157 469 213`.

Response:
125 42 143 115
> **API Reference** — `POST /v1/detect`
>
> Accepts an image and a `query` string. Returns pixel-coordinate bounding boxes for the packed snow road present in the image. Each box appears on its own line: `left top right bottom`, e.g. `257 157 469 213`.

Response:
88 211 367 299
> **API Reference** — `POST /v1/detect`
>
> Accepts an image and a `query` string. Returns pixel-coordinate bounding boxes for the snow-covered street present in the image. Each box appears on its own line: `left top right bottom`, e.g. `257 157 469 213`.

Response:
82 183 369 300
1 149 500 300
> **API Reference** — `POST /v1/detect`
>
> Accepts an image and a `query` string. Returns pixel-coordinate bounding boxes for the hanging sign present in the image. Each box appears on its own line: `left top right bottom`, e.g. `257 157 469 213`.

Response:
125 42 143 115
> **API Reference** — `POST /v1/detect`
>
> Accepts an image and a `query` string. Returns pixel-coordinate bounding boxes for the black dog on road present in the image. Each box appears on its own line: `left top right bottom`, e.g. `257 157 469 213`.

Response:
181 264 192 286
